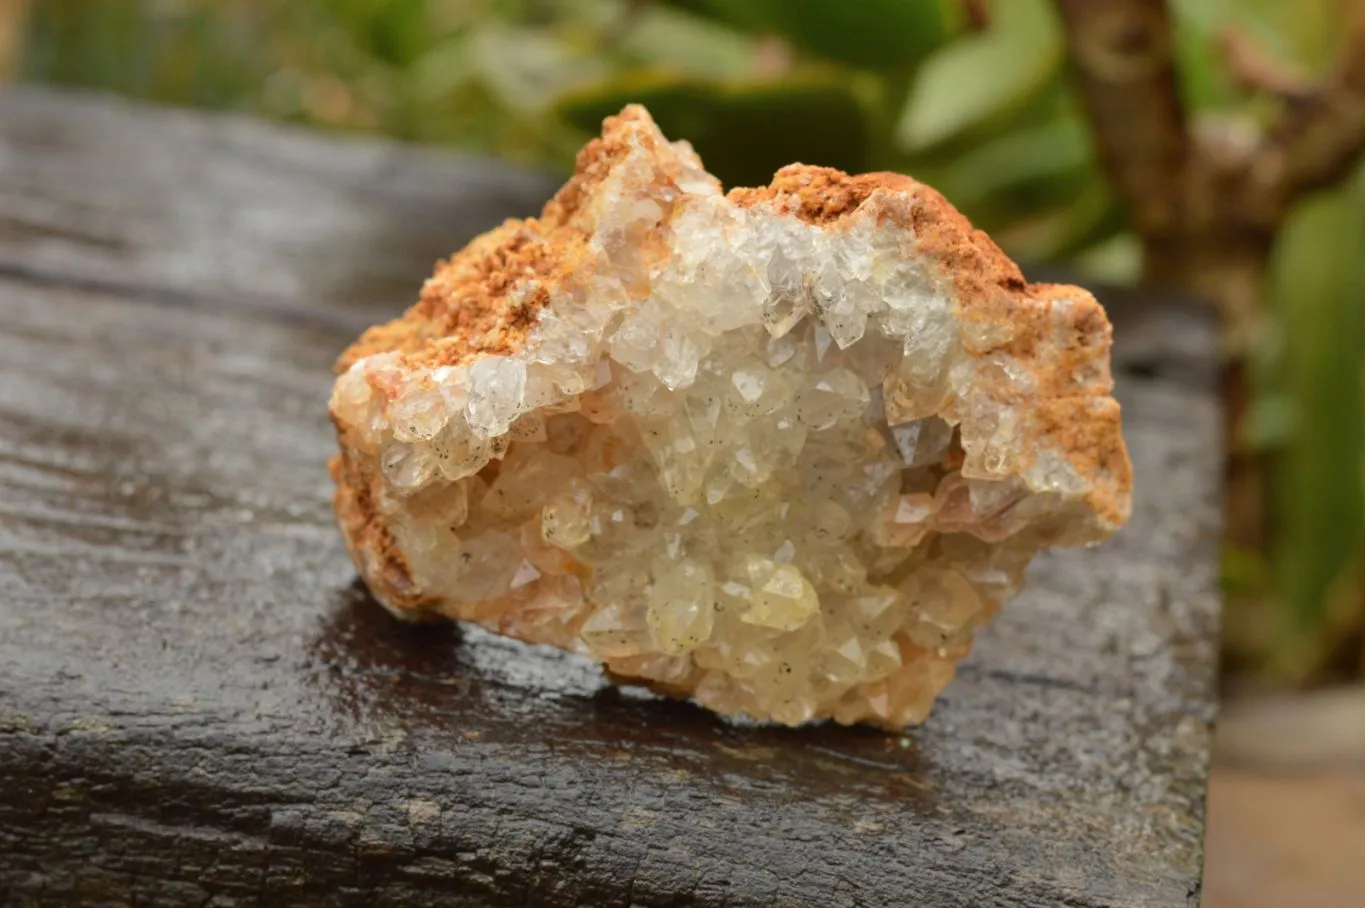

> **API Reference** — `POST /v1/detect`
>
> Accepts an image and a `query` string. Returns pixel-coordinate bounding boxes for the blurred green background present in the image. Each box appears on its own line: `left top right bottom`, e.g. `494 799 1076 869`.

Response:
6 0 1363 690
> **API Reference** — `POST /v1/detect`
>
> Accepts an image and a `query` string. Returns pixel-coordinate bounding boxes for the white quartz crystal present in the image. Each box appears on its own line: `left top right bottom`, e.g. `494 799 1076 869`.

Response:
329 105 1132 730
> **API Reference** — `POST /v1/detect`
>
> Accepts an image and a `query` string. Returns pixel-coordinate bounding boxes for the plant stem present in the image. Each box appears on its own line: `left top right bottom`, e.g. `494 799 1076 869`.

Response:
1051 0 1190 246
0 0 31 83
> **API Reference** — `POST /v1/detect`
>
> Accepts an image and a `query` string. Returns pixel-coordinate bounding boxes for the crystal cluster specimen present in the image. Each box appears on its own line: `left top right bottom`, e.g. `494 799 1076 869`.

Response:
329 106 1132 730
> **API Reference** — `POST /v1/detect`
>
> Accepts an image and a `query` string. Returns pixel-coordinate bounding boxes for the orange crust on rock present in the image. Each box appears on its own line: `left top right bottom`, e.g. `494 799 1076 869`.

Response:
336 105 703 376
729 164 1131 529
329 435 433 615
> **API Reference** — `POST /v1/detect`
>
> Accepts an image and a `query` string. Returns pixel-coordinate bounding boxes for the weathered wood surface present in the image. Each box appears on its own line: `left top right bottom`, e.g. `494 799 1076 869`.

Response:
0 89 1222 908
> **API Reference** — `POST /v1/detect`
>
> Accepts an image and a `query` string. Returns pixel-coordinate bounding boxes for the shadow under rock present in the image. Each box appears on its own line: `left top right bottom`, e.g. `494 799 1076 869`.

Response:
308 580 938 805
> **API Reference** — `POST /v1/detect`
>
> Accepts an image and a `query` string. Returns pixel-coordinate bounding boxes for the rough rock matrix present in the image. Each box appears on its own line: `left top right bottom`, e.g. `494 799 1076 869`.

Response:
329 106 1132 729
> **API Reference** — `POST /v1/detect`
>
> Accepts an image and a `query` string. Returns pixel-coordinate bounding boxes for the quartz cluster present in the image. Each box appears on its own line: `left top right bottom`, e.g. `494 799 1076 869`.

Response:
329 106 1132 730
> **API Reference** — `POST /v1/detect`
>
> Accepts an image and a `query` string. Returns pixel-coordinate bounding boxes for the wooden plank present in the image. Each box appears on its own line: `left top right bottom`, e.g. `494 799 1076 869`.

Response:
0 88 1222 908
0 88 558 323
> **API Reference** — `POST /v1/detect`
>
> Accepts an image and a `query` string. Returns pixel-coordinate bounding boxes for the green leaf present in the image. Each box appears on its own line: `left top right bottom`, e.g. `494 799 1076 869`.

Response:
1242 391 1298 450
468 24 607 114
349 0 433 67
618 5 755 79
1071 233 1141 286
554 68 876 188
989 176 1123 264
897 0 1062 151
1168 0 1241 111
409 34 477 102
657 0 964 70
1272 181 1365 638
1223 545 1274 600
931 105 1090 209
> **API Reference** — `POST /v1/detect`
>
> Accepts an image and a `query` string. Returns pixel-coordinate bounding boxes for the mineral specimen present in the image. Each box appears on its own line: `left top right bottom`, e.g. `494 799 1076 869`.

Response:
329 106 1132 730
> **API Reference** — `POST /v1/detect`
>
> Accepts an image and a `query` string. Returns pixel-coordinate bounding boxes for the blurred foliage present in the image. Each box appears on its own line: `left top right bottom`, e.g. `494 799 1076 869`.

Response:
658 0 963 69
7 0 1365 682
1260 174 1365 679
557 68 878 187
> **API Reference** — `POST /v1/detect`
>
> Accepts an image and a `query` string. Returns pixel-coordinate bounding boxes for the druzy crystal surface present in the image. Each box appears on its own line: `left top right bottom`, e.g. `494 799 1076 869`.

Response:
329 106 1132 730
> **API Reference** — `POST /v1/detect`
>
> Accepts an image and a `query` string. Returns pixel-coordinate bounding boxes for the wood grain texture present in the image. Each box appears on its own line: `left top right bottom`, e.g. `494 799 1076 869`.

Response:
0 89 1222 908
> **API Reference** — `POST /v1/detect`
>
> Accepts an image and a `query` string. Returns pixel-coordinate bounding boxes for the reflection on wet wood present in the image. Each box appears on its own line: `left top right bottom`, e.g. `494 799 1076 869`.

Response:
0 89 1221 907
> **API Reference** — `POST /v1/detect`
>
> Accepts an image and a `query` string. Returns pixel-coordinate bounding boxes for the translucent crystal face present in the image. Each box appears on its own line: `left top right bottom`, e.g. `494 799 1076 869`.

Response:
330 108 1130 730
